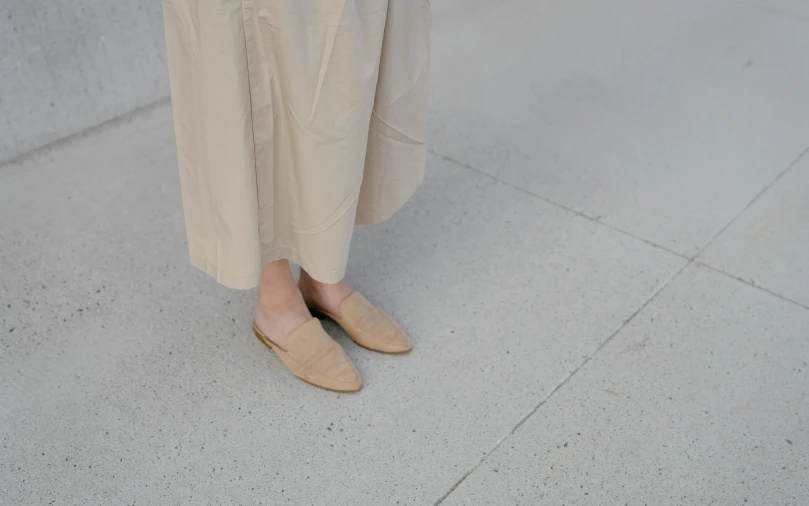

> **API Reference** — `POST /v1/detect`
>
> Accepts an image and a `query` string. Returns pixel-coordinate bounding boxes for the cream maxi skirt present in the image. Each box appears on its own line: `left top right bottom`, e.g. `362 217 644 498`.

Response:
162 0 430 289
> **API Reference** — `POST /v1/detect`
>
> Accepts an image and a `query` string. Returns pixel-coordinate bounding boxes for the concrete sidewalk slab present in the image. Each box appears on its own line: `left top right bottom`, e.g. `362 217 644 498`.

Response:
0 105 684 504
700 151 809 308
3 0 809 503
429 0 809 256
0 1 168 163
442 265 809 505
744 0 809 19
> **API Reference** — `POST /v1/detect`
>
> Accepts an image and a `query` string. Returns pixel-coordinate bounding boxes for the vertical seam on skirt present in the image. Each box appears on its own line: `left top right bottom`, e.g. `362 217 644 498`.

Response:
240 0 262 250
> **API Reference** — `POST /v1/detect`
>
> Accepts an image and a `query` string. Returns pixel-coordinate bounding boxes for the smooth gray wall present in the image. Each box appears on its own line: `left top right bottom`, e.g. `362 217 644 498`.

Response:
0 1 169 163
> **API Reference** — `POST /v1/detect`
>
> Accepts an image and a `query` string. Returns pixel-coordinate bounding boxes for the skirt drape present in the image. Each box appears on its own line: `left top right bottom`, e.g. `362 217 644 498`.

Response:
162 0 430 289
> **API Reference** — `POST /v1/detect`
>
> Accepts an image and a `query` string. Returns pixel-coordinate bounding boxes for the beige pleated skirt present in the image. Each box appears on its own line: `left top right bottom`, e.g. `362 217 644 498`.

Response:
162 0 430 289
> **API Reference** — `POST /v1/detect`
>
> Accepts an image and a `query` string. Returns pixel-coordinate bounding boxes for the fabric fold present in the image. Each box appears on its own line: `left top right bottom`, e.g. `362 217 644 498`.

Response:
163 0 430 289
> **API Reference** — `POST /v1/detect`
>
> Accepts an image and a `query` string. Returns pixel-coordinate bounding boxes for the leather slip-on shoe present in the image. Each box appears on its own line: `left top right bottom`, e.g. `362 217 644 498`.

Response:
310 292 412 355
253 318 362 392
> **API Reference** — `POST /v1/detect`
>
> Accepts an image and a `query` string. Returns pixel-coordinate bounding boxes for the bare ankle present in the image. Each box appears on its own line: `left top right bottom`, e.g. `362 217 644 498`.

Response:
258 260 297 302
254 260 312 348
298 269 352 316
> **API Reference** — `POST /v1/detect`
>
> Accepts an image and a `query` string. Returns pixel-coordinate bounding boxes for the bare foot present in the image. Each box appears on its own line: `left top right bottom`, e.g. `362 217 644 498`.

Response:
254 260 312 351
298 269 353 317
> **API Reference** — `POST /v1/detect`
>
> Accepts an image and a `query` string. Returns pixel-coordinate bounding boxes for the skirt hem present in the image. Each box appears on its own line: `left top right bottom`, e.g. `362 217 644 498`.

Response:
188 171 422 291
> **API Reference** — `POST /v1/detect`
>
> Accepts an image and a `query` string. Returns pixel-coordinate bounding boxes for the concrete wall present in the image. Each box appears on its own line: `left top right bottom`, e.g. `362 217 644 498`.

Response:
0 1 169 163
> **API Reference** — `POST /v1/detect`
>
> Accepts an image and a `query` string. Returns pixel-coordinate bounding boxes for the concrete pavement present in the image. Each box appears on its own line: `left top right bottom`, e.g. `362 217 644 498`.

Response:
2 0 808 504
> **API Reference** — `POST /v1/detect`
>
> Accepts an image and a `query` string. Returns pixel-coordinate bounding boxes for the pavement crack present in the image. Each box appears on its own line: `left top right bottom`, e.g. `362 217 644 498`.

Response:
693 143 809 262
427 148 688 261
434 259 691 505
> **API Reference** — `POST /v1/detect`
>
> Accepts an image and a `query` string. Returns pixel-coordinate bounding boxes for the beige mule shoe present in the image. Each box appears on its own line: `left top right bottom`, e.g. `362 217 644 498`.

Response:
309 292 412 355
253 318 362 392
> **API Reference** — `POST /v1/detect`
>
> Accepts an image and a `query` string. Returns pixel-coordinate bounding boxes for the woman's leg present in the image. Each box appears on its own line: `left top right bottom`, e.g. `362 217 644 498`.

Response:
253 260 312 350
298 269 353 317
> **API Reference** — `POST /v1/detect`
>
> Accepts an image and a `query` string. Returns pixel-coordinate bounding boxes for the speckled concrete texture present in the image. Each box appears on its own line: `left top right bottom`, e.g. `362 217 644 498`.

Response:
0 106 683 504
442 265 809 505
0 1 168 163
2 0 809 504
